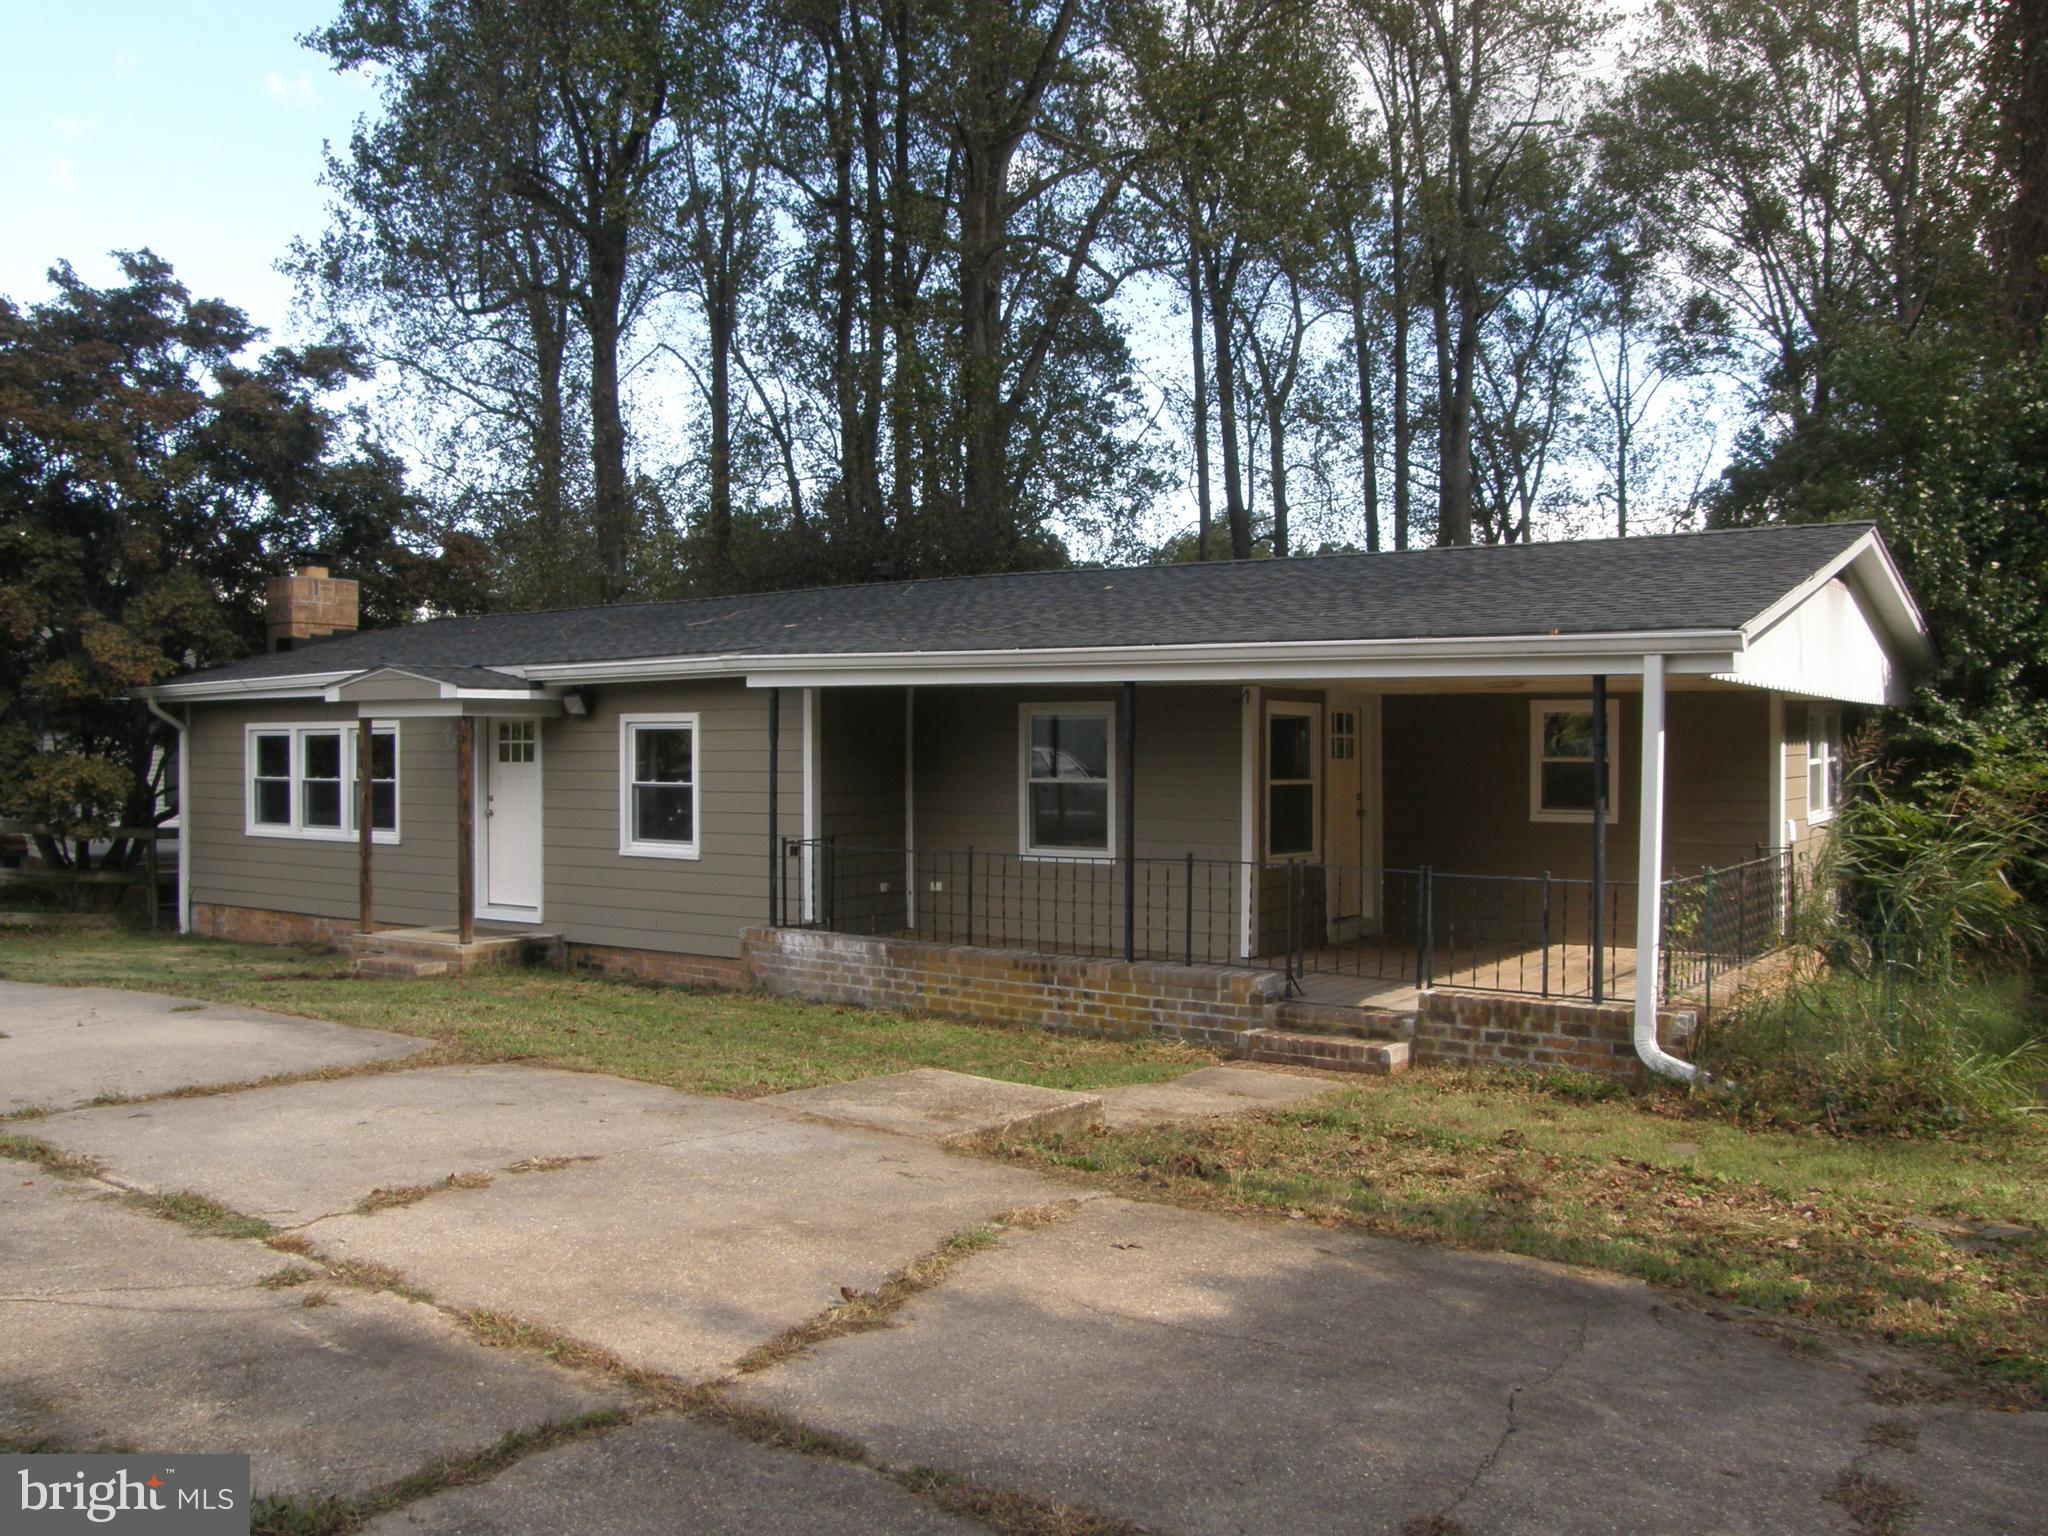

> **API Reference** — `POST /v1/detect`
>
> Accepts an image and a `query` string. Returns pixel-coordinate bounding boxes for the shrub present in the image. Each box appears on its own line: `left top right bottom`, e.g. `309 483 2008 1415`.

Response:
1702 970 2044 1135
1701 734 2048 1135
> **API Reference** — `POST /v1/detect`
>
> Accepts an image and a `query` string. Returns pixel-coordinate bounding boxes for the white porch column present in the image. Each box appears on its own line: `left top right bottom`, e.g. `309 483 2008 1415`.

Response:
1634 653 1698 1083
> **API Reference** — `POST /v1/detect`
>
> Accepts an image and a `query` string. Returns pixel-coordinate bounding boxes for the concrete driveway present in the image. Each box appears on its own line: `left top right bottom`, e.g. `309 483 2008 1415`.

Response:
3 981 2041 1534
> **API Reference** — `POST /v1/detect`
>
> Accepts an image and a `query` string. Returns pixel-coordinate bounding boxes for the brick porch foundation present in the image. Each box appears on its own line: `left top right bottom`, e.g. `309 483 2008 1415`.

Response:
1411 987 1698 1087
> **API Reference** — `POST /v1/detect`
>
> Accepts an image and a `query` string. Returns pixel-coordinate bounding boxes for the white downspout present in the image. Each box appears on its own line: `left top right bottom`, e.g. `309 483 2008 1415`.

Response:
143 695 190 935
1634 654 1698 1084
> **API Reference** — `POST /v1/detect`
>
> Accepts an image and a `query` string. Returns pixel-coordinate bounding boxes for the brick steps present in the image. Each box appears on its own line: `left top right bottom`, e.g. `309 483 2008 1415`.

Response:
1273 999 1417 1040
1246 1028 1409 1075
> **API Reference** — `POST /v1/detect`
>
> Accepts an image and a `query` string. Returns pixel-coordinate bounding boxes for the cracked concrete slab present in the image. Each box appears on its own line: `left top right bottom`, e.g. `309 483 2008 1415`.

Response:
761 1067 1102 1141
26 1065 758 1225
0 1175 624 1498
1092 1063 1342 1128
732 1196 2048 1536
300 1113 1064 1381
0 981 426 1113
359 1415 979 1535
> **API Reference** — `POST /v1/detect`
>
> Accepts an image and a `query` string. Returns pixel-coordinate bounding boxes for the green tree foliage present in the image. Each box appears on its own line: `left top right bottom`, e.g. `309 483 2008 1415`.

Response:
0 253 465 866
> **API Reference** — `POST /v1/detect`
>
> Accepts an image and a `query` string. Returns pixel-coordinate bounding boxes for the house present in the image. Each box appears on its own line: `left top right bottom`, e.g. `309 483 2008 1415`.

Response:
142 522 1933 1084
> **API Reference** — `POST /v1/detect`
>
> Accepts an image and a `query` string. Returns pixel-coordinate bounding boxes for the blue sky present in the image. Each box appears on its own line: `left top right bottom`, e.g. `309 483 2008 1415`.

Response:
0 2 367 337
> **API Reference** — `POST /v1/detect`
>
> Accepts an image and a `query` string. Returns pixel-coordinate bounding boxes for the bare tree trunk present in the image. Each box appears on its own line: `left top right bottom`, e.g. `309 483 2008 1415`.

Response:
1201 246 1252 558
1340 222 1381 552
586 230 632 599
1188 238 1213 558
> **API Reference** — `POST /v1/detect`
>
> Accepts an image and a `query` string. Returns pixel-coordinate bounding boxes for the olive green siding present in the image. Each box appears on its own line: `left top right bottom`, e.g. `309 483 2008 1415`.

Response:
542 679 798 959
187 699 458 930
1381 690 1775 881
895 684 1245 958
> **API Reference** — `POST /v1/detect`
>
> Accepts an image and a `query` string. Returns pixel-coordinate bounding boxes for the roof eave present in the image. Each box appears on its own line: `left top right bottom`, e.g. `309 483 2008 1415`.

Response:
509 628 1750 688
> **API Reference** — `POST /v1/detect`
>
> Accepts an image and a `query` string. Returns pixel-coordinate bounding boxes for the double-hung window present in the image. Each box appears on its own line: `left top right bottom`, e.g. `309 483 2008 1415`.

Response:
1266 705 1319 858
1808 707 1843 823
246 724 399 841
1529 700 1620 823
619 714 699 858
1020 705 1113 859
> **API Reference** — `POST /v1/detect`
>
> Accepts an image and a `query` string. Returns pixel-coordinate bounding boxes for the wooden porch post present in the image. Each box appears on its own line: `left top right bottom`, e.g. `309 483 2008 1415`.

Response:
455 717 475 943
357 718 374 934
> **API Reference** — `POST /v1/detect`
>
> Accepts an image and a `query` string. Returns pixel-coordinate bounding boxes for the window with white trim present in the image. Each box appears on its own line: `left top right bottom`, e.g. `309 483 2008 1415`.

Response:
1808 707 1843 822
1529 700 1620 823
1266 705 1319 858
1329 710 1358 761
1020 705 1113 858
245 724 399 841
619 714 699 858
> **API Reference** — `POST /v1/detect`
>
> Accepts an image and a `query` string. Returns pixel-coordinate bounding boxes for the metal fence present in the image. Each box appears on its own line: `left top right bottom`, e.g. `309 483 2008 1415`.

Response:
779 838 1794 1006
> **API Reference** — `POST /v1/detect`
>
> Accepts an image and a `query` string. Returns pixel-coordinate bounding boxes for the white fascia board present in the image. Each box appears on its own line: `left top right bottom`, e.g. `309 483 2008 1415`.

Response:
745 650 1741 690
1740 529 1935 672
512 630 1745 689
145 671 357 701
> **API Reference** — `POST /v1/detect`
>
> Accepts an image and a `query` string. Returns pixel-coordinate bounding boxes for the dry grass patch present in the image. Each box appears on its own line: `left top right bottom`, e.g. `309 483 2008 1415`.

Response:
0 1133 103 1179
991 1068 2048 1401
733 1202 1078 1375
352 1170 493 1215
1826 1467 1920 1535
504 1154 597 1174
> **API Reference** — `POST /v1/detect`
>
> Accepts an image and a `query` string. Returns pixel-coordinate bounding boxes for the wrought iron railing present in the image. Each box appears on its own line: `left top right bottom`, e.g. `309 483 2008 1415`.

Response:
778 839 1794 1007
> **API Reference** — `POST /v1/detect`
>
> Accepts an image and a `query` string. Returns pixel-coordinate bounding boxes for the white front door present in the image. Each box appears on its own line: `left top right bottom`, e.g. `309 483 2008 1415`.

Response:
483 718 542 914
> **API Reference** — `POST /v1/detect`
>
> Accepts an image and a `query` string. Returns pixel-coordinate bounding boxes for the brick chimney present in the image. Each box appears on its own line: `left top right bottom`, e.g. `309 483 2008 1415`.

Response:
265 566 359 652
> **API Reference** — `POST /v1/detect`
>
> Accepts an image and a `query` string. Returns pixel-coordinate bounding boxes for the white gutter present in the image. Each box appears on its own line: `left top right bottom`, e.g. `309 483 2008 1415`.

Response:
1634 653 1700 1085
143 696 191 935
149 670 357 701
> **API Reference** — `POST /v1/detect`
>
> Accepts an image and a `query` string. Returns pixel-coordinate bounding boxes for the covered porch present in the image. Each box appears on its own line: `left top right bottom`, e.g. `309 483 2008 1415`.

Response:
762 656 1816 1036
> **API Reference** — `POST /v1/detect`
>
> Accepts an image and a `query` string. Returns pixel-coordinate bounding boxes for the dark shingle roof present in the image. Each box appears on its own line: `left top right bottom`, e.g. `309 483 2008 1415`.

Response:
176 522 1876 686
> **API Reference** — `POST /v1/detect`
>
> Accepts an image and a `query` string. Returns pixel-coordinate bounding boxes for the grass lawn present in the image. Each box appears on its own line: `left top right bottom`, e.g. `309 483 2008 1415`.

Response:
7 925 2044 1400
987 1071 2048 1403
0 925 1213 1098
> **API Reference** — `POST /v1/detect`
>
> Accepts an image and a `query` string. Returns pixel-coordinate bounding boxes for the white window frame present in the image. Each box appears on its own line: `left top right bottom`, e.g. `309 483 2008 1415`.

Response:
1807 706 1843 824
1264 701 1321 860
619 712 701 860
243 722 401 844
1528 699 1621 825
1017 702 1117 862
1329 709 1358 762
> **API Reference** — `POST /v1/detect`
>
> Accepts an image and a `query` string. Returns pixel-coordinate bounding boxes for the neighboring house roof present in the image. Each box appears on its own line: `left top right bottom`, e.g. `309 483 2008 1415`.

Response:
150 521 1933 705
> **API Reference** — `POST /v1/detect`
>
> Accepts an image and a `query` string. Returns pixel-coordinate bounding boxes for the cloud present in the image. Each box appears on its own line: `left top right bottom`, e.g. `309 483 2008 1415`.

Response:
113 47 140 77
54 115 91 143
50 158 78 194
262 70 317 108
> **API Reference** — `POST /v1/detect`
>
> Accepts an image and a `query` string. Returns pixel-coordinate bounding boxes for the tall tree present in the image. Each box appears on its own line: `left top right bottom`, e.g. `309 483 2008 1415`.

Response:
312 0 685 601
0 254 455 872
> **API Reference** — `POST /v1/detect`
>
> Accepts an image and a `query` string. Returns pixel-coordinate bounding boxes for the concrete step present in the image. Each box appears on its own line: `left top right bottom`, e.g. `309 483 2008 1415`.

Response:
1273 1000 1418 1041
352 956 452 980
347 928 554 971
1246 1029 1409 1075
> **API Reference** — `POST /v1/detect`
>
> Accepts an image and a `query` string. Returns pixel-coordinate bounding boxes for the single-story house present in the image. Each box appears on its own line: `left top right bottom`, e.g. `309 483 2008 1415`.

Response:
142 522 1932 1083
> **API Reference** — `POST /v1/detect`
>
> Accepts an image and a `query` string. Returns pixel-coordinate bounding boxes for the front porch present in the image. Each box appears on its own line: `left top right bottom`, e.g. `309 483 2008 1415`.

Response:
755 664 1811 1079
